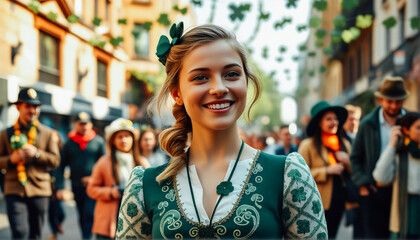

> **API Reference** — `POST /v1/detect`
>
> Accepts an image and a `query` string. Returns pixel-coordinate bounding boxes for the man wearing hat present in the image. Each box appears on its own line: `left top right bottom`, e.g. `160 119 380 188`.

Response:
55 112 105 240
350 76 408 238
0 88 60 239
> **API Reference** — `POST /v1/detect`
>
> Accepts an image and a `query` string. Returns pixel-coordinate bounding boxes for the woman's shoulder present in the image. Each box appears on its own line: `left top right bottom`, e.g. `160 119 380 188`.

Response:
299 137 314 148
95 155 111 168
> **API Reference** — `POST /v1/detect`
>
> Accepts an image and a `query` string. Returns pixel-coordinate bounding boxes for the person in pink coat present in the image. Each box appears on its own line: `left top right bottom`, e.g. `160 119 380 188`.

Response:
87 118 150 239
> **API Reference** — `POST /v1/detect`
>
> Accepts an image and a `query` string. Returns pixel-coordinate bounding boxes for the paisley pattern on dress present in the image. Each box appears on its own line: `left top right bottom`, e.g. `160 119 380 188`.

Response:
160 210 183 239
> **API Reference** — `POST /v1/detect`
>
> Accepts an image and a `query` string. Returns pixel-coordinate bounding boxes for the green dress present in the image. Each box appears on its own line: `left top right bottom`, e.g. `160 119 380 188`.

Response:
116 151 327 239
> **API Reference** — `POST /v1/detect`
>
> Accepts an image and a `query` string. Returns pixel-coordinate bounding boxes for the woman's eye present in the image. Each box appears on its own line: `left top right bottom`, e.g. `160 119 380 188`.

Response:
192 75 207 81
225 71 240 78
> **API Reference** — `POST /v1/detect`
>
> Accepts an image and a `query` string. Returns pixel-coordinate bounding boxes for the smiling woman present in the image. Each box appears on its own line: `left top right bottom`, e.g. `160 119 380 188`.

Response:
116 23 327 239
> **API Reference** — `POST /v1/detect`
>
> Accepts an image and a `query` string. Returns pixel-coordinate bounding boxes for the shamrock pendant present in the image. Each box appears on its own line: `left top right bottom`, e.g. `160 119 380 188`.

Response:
198 226 215 238
216 181 234 196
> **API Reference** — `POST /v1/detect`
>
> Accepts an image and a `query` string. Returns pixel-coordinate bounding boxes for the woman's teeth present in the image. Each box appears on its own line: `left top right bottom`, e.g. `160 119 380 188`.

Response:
207 103 231 109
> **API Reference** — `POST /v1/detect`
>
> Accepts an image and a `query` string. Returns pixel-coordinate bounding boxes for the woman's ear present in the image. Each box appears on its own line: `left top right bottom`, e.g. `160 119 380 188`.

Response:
171 89 184 106
402 126 410 136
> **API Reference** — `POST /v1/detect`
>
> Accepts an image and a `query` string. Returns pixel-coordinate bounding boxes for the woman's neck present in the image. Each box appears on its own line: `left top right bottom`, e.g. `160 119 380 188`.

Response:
142 149 152 158
189 123 243 166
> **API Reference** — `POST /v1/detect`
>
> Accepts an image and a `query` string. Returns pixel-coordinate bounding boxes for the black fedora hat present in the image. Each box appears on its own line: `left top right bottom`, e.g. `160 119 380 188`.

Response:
306 100 348 137
374 76 408 100
14 88 41 106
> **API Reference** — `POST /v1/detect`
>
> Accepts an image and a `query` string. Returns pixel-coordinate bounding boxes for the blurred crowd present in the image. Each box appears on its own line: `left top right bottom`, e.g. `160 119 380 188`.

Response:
1 75 419 240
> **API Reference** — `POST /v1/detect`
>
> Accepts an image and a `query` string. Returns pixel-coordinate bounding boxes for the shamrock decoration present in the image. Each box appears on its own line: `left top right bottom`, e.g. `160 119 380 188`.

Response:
110 37 124 47
313 0 327 11
315 29 327 39
279 46 287 53
319 65 326 73
47 12 58 22
333 15 346 29
286 0 299 8
216 181 234 196
10 134 28 150
118 18 127 25
155 22 184 66
342 0 359 10
28 0 40 14
157 13 171 26
229 3 251 22
383 17 397 29
297 24 308 32
67 14 79 24
315 40 324 48
173 5 188 15
356 15 373 29
191 0 202 7
308 51 316 57
309 17 322 28
411 17 420 30
92 16 102 26
143 21 153 31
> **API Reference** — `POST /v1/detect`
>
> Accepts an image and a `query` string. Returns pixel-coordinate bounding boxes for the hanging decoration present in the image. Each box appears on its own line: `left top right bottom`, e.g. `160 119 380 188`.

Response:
411 17 420 29
157 13 171 26
228 3 251 21
313 0 328 11
383 17 397 29
356 15 373 29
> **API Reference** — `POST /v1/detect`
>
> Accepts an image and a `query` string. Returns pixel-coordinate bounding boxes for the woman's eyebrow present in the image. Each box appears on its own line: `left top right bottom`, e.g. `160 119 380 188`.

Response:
188 63 242 74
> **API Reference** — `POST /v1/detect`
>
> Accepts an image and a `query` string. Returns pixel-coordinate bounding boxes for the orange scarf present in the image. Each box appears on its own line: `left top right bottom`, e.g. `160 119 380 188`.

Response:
68 129 96 150
321 133 340 165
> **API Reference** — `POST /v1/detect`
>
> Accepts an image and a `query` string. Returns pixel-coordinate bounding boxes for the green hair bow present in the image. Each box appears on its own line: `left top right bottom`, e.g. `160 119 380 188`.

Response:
155 22 184 66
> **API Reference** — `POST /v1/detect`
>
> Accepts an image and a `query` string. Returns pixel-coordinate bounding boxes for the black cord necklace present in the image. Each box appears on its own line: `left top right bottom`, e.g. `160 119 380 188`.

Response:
186 140 245 238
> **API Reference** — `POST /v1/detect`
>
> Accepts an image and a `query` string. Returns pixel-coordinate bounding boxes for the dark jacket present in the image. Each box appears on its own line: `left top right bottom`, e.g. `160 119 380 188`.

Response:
56 134 106 189
0 123 60 197
275 144 298 156
350 107 382 187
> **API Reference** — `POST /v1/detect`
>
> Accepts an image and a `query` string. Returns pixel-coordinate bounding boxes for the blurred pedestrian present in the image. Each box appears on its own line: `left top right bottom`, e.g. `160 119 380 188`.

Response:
0 88 60 240
298 100 352 239
343 104 362 143
351 76 408 239
138 126 168 167
373 112 420 239
87 118 148 239
56 112 106 240
263 127 281 154
275 125 298 155
117 22 327 239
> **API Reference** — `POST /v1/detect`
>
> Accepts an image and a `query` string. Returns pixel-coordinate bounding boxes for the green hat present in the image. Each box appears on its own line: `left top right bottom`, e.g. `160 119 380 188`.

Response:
14 88 41 106
306 100 348 137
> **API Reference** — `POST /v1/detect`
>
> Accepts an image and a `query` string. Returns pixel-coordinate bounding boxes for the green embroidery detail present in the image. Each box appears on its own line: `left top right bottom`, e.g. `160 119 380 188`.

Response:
296 153 307 165
162 185 169 192
283 207 291 221
158 201 169 216
126 235 137 239
141 222 152 235
297 219 310 234
189 227 199 238
165 189 176 202
317 232 327 239
117 217 123 232
312 200 321 215
160 210 182 239
287 169 302 178
252 163 263 174
214 225 227 237
129 183 142 194
255 176 263 183
245 183 257 195
291 186 307 202
133 168 145 178
126 203 139 218
233 204 260 239
251 194 264 209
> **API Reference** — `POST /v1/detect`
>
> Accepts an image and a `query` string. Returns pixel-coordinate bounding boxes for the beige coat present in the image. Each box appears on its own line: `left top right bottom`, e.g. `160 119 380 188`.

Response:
87 155 120 238
298 137 353 210
0 123 60 197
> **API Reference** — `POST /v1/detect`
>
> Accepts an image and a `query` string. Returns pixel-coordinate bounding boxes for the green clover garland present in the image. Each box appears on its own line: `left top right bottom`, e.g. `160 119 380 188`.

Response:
155 22 184 66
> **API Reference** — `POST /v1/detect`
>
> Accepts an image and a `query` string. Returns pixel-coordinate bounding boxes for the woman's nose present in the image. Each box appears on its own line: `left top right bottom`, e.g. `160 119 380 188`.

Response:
209 77 229 96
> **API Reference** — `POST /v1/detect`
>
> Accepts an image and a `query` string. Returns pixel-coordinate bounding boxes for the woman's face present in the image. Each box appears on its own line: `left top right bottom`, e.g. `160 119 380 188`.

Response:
174 40 248 131
319 111 339 135
140 131 156 152
112 130 133 153
404 119 420 143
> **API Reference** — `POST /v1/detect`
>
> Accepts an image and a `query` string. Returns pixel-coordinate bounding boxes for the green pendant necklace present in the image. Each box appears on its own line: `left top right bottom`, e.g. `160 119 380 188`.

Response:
186 139 245 238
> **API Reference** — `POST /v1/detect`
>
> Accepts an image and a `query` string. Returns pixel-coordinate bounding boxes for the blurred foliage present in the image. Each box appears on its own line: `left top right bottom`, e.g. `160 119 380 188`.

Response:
313 0 327 11
92 16 102 26
383 17 397 29
356 15 372 29
47 12 58 22
118 18 127 25
28 0 40 14
173 5 188 15
67 14 79 23
157 13 171 26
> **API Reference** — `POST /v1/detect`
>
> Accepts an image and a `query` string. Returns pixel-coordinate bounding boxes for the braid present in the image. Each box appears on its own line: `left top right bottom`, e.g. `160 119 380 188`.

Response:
156 104 192 183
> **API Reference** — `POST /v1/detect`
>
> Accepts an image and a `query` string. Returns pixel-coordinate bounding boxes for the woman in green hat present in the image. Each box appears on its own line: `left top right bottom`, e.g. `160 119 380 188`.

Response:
298 100 352 239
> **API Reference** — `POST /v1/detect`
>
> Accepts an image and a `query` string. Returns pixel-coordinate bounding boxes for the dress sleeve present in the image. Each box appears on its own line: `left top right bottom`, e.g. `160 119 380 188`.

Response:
282 152 328 239
116 166 152 239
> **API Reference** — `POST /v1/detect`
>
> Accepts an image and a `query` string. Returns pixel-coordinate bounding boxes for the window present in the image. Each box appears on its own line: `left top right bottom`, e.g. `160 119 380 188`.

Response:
97 60 107 97
133 23 150 58
39 31 60 85
399 7 405 44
